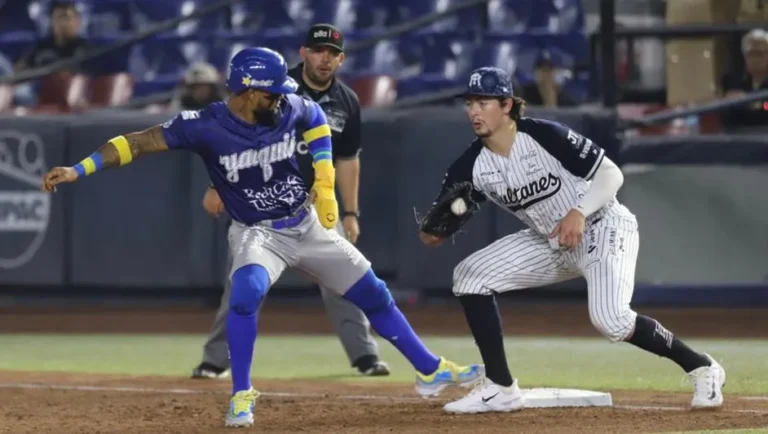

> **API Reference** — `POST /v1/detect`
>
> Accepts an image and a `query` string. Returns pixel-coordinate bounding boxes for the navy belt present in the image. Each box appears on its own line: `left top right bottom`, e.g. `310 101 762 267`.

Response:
263 207 310 230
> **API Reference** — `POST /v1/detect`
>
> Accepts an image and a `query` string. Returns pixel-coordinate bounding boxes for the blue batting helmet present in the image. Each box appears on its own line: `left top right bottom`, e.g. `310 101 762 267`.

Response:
464 67 514 98
226 47 299 95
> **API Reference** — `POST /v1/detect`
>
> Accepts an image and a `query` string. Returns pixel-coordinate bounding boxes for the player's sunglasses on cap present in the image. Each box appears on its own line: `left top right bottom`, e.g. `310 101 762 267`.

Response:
304 23 344 53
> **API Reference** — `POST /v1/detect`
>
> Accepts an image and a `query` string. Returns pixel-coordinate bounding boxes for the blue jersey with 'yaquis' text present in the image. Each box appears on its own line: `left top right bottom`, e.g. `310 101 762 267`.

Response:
161 94 333 225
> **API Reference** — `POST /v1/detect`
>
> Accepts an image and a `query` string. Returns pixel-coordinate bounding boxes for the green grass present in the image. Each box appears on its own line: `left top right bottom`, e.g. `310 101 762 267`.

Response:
0 334 766 394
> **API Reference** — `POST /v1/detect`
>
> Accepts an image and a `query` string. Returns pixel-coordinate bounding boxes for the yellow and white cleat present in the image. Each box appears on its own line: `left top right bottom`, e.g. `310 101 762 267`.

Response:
415 357 485 397
225 387 259 428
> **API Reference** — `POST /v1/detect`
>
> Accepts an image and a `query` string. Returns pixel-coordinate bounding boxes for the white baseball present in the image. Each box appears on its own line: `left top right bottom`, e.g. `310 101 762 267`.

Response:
451 198 468 215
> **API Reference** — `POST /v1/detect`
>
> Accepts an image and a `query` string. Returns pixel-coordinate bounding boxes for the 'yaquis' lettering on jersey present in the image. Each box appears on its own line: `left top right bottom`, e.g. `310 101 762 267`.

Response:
219 131 298 183
160 94 332 225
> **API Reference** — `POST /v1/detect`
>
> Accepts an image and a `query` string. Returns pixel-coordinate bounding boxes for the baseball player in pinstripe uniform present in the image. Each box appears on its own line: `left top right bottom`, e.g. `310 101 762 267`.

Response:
417 67 726 414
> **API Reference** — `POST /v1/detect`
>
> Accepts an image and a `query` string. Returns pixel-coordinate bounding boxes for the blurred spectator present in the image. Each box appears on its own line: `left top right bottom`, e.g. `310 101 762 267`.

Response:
169 62 224 111
720 29 768 128
519 51 577 108
15 1 88 73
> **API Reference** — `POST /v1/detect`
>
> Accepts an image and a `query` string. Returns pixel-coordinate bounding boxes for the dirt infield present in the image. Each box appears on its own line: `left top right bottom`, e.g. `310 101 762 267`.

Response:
1 302 767 433
1 372 767 434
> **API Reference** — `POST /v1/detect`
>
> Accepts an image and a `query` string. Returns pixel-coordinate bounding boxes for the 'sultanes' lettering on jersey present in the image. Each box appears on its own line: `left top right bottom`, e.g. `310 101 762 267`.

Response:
219 131 298 183
490 173 562 211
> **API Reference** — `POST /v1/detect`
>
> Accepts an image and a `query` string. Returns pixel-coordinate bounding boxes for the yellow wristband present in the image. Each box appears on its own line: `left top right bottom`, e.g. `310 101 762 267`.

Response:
109 135 133 166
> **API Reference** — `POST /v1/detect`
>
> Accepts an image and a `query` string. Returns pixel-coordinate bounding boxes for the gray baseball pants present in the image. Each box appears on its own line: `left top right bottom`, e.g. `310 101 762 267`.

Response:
199 219 379 369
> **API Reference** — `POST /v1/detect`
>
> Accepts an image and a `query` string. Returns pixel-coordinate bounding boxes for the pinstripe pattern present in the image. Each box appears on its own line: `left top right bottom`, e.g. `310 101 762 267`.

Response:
453 127 640 342
472 131 626 237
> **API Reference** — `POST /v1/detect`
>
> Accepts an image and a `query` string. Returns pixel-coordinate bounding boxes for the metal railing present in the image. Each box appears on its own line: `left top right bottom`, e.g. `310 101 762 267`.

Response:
593 0 768 108
618 88 768 132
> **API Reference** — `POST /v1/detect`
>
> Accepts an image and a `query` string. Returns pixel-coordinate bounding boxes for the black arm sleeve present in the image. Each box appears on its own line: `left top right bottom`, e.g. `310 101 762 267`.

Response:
434 147 486 205
518 117 605 180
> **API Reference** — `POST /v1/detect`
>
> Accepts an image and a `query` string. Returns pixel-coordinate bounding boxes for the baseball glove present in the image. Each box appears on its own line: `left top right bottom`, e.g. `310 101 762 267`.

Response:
416 182 481 238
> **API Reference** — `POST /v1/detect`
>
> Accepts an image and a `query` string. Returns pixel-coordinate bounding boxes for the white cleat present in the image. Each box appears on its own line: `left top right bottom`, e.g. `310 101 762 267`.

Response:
443 377 526 414
689 353 726 409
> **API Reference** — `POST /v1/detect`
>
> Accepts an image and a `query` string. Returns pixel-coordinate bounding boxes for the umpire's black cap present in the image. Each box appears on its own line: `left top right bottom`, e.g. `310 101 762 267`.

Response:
304 23 344 53
464 67 514 98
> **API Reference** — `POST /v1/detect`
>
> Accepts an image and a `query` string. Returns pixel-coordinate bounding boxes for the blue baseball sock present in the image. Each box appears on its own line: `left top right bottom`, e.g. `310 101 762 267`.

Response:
227 264 270 395
343 269 440 375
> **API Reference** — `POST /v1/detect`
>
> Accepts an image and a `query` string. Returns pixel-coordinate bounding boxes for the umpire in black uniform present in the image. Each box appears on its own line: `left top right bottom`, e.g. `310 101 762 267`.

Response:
191 24 390 379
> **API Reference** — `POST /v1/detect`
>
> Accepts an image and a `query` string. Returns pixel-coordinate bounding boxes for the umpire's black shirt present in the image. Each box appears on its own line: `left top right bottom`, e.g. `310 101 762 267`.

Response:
287 63 362 189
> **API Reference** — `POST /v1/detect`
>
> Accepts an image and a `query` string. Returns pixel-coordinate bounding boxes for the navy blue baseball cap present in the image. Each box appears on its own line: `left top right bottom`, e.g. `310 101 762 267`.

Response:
464 67 514 98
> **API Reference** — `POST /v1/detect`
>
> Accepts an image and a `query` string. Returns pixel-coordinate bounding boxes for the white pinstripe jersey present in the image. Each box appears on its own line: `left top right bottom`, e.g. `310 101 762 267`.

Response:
437 117 628 237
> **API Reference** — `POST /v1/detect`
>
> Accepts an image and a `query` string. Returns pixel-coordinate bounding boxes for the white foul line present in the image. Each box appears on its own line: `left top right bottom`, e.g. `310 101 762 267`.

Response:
0 383 766 414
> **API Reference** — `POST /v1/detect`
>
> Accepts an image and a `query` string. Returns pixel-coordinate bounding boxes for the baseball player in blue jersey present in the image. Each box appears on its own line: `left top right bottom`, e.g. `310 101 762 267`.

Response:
41 47 483 428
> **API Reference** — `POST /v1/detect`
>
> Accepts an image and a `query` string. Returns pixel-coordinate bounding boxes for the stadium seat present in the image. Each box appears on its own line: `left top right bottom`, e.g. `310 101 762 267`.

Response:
345 40 403 76
346 75 397 107
304 0 390 33
35 71 88 112
212 34 303 75
88 73 134 107
416 34 476 80
0 0 39 34
83 0 133 37
394 0 486 35
470 40 522 75
129 36 208 81
132 0 227 36
230 0 297 32
0 32 38 65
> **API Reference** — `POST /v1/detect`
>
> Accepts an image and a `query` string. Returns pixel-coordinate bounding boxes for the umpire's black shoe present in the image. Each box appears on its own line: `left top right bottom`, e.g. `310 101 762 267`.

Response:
354 355 391 376
191 362 230 379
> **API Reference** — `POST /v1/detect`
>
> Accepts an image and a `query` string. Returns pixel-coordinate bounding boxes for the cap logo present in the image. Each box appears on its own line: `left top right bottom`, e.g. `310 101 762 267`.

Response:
313 29 330 38
242 76 251 86
251 80 274 87
333 32 340 39
469 72 482 87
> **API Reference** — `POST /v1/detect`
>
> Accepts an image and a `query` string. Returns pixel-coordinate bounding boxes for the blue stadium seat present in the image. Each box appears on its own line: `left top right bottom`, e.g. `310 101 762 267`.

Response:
488 0 585 34
132 0 228 37
129 36 209 81
343 39 403 76
352 0 395 31
470 38 523 75
230 0 298 33
394 0 486 35
82 0 133 37
301 0 392 33
211 34 303 76
486 0 536 33
0 32 37 64
417 34 476 80
0 1 39 34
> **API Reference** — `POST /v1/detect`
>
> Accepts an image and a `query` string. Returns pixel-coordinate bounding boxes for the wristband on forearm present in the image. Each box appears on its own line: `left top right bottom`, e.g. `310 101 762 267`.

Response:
73 135 133 177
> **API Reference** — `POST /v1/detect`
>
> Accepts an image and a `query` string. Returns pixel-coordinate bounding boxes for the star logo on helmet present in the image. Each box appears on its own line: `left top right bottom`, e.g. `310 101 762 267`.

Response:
242 76 251 86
